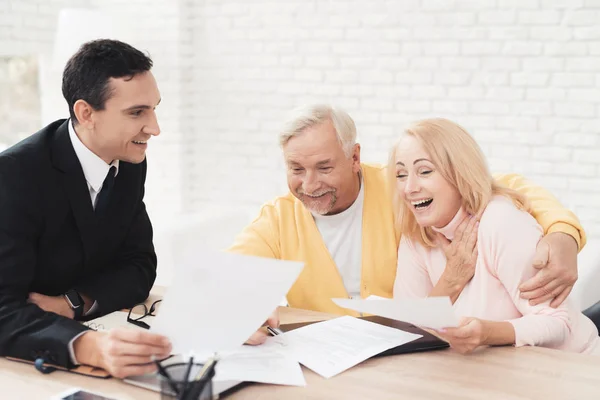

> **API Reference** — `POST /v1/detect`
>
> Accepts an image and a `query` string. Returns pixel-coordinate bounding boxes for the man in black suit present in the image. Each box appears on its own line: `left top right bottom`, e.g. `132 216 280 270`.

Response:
0 39 171 378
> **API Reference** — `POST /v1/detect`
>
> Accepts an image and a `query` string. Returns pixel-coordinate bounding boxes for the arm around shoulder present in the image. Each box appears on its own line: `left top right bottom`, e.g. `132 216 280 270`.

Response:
493 173 585 250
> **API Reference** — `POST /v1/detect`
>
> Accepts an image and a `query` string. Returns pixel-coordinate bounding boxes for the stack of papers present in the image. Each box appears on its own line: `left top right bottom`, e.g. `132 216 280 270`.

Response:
189 315 422 383
92 248 452 387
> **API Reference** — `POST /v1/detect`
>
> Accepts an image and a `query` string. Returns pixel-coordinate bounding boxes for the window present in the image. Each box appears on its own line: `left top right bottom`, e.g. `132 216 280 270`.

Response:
0 56 40 152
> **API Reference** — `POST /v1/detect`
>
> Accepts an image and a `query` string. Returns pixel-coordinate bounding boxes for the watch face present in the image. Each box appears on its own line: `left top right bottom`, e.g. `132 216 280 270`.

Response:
65 291 82 308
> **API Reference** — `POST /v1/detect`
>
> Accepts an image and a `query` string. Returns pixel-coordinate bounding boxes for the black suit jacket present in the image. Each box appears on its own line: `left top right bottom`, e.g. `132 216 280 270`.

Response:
0 119 157 367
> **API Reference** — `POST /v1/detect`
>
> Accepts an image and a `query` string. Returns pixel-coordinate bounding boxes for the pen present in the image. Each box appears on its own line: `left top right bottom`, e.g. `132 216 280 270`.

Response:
267 326 283 336
155 360 179 396
193 357 217 381
180 356 194 398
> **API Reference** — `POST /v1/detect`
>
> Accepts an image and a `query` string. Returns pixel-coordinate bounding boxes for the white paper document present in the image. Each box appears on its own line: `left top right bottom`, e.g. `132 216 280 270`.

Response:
333 297 459 330
274 316 422 379
150 249 303 357
158 341 306 387
215 340 306 386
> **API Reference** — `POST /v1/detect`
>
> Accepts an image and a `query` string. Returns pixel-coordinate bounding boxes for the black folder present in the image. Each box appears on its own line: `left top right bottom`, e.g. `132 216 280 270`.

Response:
278 315 449 356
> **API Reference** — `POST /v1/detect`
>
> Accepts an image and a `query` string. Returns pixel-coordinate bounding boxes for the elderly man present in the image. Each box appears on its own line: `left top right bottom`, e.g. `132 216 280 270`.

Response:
230 104 584 315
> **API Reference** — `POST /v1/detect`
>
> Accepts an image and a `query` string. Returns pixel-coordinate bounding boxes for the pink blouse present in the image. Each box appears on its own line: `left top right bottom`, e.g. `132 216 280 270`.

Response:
394 196 600 354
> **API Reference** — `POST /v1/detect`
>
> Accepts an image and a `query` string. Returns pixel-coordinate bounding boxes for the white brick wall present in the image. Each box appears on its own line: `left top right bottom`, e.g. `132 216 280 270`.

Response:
182 0 600 239
0 0 89 56
2 0 600 239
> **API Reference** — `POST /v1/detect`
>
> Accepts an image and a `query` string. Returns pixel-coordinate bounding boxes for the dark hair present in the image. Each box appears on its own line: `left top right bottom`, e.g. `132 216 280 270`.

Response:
62 39 153 123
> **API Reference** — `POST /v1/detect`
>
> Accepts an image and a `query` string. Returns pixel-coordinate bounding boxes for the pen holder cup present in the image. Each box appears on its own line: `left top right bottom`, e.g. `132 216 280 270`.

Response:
159 362 214 400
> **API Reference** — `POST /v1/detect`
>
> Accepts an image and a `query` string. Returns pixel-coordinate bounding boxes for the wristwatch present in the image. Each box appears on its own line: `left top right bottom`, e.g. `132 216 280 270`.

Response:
63 289 84 319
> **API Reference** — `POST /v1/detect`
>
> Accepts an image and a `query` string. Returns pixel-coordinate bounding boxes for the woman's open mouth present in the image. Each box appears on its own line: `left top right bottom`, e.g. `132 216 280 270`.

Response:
411 198 433 211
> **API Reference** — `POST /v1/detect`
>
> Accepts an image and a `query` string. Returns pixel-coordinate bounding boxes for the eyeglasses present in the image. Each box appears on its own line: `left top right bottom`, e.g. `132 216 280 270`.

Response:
127 299 162 330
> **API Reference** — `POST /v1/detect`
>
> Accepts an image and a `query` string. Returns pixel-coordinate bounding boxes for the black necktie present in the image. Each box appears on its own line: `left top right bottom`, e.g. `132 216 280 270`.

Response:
95 166 116 215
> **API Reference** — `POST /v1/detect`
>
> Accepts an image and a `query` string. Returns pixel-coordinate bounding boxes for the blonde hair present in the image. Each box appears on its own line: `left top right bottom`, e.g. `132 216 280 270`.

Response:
279 104 357 157
388 118 529 247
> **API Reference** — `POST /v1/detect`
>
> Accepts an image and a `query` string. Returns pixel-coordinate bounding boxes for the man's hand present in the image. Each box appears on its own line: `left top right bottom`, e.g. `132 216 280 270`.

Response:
28 292 74 319
74 328 172 379
434 216 479 300
519 232 579 308
246 309 279 346
436 317 489 354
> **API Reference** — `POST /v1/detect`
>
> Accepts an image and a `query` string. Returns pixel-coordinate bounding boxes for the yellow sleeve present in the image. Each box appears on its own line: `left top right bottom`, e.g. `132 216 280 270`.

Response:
493 173 586 251
227 204 281 259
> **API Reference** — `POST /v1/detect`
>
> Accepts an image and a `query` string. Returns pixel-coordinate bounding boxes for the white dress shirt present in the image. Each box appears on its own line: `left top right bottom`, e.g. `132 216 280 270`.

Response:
312 177 364 299
68 120 120 207
67 120 119 364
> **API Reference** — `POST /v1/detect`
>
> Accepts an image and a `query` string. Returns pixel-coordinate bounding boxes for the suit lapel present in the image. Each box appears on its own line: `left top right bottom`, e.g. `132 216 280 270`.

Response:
50 120 96 260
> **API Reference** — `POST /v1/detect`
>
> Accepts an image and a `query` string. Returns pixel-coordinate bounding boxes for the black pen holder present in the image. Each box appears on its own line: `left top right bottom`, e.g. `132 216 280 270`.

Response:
159 362 214 400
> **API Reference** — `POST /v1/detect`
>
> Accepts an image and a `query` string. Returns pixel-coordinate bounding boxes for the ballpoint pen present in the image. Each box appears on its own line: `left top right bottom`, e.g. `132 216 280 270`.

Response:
155 360 180 396
267 326 283 336
193 357 218 381
180 356 194 399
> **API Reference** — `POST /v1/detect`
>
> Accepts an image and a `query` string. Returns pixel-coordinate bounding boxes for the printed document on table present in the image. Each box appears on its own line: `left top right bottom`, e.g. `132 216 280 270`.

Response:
215 338 306 386
333 297 459 330
151 248 303 357
274 316 422 378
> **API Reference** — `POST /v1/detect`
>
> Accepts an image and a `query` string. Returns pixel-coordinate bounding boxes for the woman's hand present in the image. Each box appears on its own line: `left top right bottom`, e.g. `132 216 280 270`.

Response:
437 317 489 354
430 216 479 302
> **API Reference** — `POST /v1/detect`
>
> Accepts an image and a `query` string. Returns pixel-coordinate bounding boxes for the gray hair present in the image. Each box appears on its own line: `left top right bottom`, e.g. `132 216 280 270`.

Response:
279 104 357 158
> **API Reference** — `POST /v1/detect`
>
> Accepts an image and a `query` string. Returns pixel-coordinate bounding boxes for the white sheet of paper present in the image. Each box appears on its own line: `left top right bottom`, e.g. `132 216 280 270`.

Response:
160 341 306 387
365 295 387 301
333 297 459 329
215 339 306 386
150 249 303 356
275 316 421 379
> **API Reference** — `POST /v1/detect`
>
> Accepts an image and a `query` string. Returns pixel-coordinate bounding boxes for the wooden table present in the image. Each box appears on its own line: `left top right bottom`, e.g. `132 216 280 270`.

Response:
1 304 600 399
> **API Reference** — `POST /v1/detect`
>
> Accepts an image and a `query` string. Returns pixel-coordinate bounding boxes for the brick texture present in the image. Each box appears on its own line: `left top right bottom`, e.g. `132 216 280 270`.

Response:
2 0 600 238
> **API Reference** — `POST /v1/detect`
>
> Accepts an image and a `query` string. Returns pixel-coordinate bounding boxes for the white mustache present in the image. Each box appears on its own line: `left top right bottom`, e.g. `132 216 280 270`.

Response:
298 189 335 198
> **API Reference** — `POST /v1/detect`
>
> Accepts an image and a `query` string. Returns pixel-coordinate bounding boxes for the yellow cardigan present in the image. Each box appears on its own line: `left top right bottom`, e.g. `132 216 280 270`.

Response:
228 164 586 315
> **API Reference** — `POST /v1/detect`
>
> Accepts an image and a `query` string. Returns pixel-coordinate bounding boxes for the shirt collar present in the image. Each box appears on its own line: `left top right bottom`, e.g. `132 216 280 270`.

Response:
431 207 469 241
68 119 119 192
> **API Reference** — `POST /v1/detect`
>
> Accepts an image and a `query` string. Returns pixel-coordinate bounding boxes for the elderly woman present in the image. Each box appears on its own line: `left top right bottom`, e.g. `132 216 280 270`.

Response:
391 118 599 355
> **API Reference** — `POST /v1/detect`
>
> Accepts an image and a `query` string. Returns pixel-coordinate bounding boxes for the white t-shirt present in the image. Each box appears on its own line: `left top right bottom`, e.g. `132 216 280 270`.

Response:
312 181 364 299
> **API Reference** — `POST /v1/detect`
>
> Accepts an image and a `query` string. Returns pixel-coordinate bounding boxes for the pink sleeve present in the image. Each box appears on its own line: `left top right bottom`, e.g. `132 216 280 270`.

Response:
393 236 433 299
483 199 571 348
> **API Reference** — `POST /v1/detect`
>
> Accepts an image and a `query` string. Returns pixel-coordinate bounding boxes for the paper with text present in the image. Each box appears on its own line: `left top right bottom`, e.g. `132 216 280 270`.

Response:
150 249 303 357
215 339 306 386
333 297 459 329
275 316 421 378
